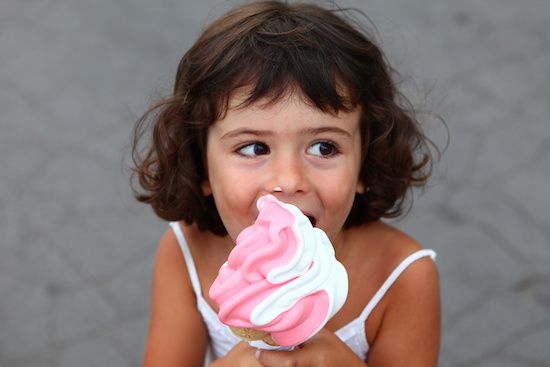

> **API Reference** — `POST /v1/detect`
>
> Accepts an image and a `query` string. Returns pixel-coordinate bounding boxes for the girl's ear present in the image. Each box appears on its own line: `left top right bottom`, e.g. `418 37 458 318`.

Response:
356 180 367 194
201 180 212 196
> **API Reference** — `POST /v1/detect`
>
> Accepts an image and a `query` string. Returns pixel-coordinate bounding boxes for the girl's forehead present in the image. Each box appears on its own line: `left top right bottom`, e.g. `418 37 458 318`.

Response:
213 92 362 137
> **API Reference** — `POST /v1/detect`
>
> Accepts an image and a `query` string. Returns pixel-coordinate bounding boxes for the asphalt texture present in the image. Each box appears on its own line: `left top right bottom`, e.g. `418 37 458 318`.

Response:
1 0 549 366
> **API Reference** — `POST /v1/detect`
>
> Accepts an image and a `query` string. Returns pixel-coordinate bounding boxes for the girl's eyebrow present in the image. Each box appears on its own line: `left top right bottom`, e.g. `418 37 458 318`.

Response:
221 126 353 140
301 126 353 137
221 128 273 140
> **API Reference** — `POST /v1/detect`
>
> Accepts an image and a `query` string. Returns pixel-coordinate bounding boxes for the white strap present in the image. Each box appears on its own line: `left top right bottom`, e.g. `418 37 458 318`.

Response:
169 222 203 296
359 249 437 321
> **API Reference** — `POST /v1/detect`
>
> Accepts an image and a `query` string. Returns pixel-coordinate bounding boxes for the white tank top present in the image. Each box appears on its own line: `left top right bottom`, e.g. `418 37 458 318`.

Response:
169 222 436 365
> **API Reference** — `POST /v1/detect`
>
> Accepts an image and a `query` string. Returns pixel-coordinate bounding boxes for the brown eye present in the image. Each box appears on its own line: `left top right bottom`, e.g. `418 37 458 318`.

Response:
238 142 270 157
307 142 338 157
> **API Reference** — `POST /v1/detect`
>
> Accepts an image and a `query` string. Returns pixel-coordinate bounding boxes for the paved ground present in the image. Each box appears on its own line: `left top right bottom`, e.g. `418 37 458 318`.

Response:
1 0 549 366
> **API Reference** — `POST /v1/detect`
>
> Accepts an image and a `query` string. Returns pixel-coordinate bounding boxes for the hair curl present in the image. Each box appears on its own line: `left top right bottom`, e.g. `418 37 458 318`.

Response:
131 1 440 236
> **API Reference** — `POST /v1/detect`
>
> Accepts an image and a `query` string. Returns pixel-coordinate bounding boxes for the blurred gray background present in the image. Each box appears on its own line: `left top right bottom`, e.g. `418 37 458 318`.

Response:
1 0 549 366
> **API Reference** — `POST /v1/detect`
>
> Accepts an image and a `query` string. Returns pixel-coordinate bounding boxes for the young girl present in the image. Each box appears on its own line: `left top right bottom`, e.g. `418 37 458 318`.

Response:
131 1 441 366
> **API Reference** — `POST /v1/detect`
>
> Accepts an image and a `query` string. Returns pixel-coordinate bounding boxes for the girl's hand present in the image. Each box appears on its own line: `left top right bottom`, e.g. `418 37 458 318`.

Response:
210 342 264 367
257 329 366 367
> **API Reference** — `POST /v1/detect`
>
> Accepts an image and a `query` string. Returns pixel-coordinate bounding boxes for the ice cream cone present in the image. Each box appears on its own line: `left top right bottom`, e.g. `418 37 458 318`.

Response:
229 327 278 346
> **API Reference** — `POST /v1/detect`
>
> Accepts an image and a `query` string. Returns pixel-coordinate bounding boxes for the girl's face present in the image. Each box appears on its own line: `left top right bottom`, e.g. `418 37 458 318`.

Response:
203 92 365 247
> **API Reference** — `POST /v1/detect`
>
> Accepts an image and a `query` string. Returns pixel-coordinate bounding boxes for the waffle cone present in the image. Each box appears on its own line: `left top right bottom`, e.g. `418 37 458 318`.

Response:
229 327 278 346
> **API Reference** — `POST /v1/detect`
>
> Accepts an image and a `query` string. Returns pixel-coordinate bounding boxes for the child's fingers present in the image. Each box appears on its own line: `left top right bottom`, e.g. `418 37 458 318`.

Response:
256 349 297 367
217 342 266 367
257 346 320 367
256 330 362 367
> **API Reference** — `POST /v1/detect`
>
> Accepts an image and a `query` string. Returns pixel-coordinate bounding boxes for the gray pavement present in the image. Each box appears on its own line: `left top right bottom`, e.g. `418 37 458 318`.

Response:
1 0 549 366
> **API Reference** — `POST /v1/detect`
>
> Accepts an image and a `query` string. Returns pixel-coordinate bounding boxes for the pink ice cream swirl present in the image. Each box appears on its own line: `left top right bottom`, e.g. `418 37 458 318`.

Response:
208 195 348 347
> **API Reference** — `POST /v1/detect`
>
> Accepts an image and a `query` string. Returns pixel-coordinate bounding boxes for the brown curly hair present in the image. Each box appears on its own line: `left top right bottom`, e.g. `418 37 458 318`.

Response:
131 1 439 236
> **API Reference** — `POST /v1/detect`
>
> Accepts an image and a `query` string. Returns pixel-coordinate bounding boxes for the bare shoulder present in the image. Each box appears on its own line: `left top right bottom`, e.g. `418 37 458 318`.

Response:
354 221 435 271
360 220 439 309
143 224 208 367
152 225 197 297
155 227 186 277
380 221 440 319
361 221 441 366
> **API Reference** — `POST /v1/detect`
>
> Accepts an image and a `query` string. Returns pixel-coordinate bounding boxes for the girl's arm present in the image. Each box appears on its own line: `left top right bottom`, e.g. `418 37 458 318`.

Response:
143 230 208 367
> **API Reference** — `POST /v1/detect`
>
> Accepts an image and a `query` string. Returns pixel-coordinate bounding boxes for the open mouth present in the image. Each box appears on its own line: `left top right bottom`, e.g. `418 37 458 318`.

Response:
306 215 317 227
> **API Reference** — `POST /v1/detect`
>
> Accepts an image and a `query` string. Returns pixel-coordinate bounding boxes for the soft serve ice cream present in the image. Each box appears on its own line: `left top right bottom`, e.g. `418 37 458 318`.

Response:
208 195 348 348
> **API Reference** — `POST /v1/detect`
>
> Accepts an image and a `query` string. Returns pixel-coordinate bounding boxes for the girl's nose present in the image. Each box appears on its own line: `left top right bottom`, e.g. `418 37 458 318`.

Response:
268 154 309 195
